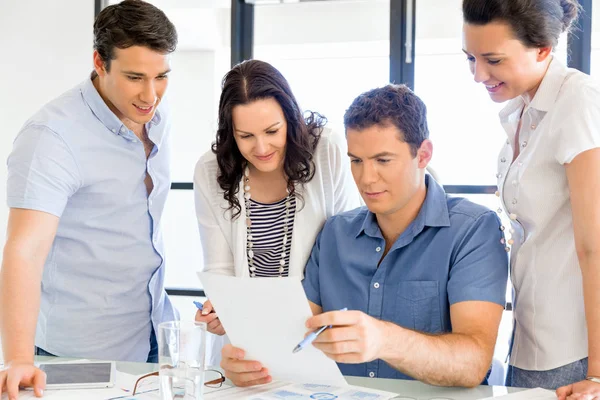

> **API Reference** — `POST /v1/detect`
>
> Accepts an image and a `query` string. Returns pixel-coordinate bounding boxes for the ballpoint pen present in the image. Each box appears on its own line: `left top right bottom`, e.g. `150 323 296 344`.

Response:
292 307 348 354
194 300 217 316
193 300 204 311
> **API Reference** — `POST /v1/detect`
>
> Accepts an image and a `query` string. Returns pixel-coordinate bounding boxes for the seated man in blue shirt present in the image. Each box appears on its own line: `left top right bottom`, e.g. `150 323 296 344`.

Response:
220 84 508 388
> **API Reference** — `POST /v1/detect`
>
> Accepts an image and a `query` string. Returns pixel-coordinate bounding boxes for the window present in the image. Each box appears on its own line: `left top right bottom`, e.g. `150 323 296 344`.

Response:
253 0 390 133
592 2 600 76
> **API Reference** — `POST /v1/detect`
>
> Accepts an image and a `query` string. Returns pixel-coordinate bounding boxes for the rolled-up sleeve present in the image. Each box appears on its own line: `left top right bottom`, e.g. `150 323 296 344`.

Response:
7 124 82 217
447 211 509 307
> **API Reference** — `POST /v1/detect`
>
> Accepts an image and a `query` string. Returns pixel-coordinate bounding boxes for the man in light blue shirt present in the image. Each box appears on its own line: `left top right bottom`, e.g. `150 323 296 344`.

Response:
0 1 178 396
220 85 508 388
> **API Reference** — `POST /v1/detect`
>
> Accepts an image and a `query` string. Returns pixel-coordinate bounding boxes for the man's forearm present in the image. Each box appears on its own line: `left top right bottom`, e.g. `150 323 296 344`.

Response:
378 321 494 387
0 250 43 363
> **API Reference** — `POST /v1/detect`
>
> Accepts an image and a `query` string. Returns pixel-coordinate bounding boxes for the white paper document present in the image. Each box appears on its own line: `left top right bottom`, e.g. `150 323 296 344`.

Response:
198 272 347 386
480 387 557 399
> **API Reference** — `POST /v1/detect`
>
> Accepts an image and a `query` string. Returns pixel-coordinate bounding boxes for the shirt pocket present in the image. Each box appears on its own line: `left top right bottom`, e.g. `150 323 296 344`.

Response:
396 281 442 333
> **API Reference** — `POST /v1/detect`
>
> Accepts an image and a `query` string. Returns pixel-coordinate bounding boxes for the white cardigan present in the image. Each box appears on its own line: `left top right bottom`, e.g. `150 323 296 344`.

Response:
193 128 361 279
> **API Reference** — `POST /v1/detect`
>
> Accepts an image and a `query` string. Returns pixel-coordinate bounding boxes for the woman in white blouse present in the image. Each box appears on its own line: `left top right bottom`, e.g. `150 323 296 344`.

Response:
194 60 361 366
462 0 600 397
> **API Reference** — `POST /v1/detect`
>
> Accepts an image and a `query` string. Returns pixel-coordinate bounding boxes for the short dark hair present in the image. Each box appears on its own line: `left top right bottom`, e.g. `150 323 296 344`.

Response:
93 0 177 72
462 0 580 48
343 84 428 157
213 60 326 219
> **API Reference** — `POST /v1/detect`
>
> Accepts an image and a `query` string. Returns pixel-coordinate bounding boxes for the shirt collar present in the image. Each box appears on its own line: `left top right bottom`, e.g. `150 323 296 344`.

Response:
80 73 162 137
355 174 451 239
529 56 568 112
499 56 568 123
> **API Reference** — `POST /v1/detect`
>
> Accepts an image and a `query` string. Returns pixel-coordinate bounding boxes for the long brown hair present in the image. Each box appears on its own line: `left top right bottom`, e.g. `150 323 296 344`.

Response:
212 60 326 219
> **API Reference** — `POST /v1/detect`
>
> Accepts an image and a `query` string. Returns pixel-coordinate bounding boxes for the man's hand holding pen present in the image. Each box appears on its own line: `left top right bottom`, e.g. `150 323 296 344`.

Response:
304 309 388 364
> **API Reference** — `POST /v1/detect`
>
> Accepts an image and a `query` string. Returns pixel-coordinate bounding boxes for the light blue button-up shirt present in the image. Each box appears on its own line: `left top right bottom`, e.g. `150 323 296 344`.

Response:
302 175 508 380
7 77 178 362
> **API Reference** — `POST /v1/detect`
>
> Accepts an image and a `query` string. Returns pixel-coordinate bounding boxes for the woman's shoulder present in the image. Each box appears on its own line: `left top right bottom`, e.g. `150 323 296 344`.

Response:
560 68 600 105
313 126 348 164
194 149 220 193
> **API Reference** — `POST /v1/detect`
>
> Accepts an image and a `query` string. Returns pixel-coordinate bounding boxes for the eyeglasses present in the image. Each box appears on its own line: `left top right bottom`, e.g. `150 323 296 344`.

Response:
132 369 225 396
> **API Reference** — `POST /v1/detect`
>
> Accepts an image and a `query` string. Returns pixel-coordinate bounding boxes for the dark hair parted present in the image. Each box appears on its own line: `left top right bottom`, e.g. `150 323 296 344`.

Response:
93 0 177 72
462 0 580 48
213 60 326 219
344 84 428 157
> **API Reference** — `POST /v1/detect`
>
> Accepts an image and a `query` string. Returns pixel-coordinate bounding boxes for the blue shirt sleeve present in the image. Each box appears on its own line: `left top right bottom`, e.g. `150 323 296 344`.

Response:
7 124 82 217
302 229 324 306
447 210 509 306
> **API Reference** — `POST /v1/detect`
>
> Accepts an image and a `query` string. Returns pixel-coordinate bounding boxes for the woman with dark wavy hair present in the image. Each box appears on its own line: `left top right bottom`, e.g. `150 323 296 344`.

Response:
463 0 600 397
193 59 360 365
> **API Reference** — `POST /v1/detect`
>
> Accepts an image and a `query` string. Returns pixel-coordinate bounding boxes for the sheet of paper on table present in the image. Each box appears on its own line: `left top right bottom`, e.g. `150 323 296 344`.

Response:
198 272 347 387
480 387 557 399
204 381 399 400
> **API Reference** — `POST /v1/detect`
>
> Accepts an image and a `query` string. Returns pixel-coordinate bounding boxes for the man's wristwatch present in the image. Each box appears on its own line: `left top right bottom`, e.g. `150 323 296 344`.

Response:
586 376 600 384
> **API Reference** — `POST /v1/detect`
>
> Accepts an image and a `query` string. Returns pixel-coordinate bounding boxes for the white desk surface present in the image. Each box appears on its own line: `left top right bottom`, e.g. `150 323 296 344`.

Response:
111 359 526 400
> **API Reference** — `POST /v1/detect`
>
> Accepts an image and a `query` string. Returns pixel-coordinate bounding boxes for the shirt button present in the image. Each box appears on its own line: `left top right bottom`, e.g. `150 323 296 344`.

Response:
376 246 381 252
111 128 116 133
495 191 500 197
369 372 375 378
531 124 536 129
509 213 518 220
496 173 502 179
518 162 523 167
512 180 518 186
500 157 506 163
374 282 380 289
521 141 528 148
512 198 518 205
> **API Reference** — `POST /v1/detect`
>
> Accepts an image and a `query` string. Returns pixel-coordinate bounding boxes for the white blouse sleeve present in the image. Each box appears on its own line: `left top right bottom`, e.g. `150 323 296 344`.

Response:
193 158 236 276
326 130 363 214
554 84 600 165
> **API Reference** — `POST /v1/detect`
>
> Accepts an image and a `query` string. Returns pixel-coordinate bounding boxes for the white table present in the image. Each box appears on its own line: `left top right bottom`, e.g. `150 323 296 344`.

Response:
114 359 525 400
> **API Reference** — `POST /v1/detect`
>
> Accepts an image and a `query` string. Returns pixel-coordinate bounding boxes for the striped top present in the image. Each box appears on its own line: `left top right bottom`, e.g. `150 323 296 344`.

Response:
247 195 297 277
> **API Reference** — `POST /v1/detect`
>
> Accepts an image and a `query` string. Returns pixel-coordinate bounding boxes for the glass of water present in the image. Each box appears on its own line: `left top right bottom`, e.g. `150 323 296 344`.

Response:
158 320 207 400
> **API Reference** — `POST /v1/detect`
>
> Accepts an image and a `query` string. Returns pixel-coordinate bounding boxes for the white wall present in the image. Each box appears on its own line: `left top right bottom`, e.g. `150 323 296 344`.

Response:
0 0 94 361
